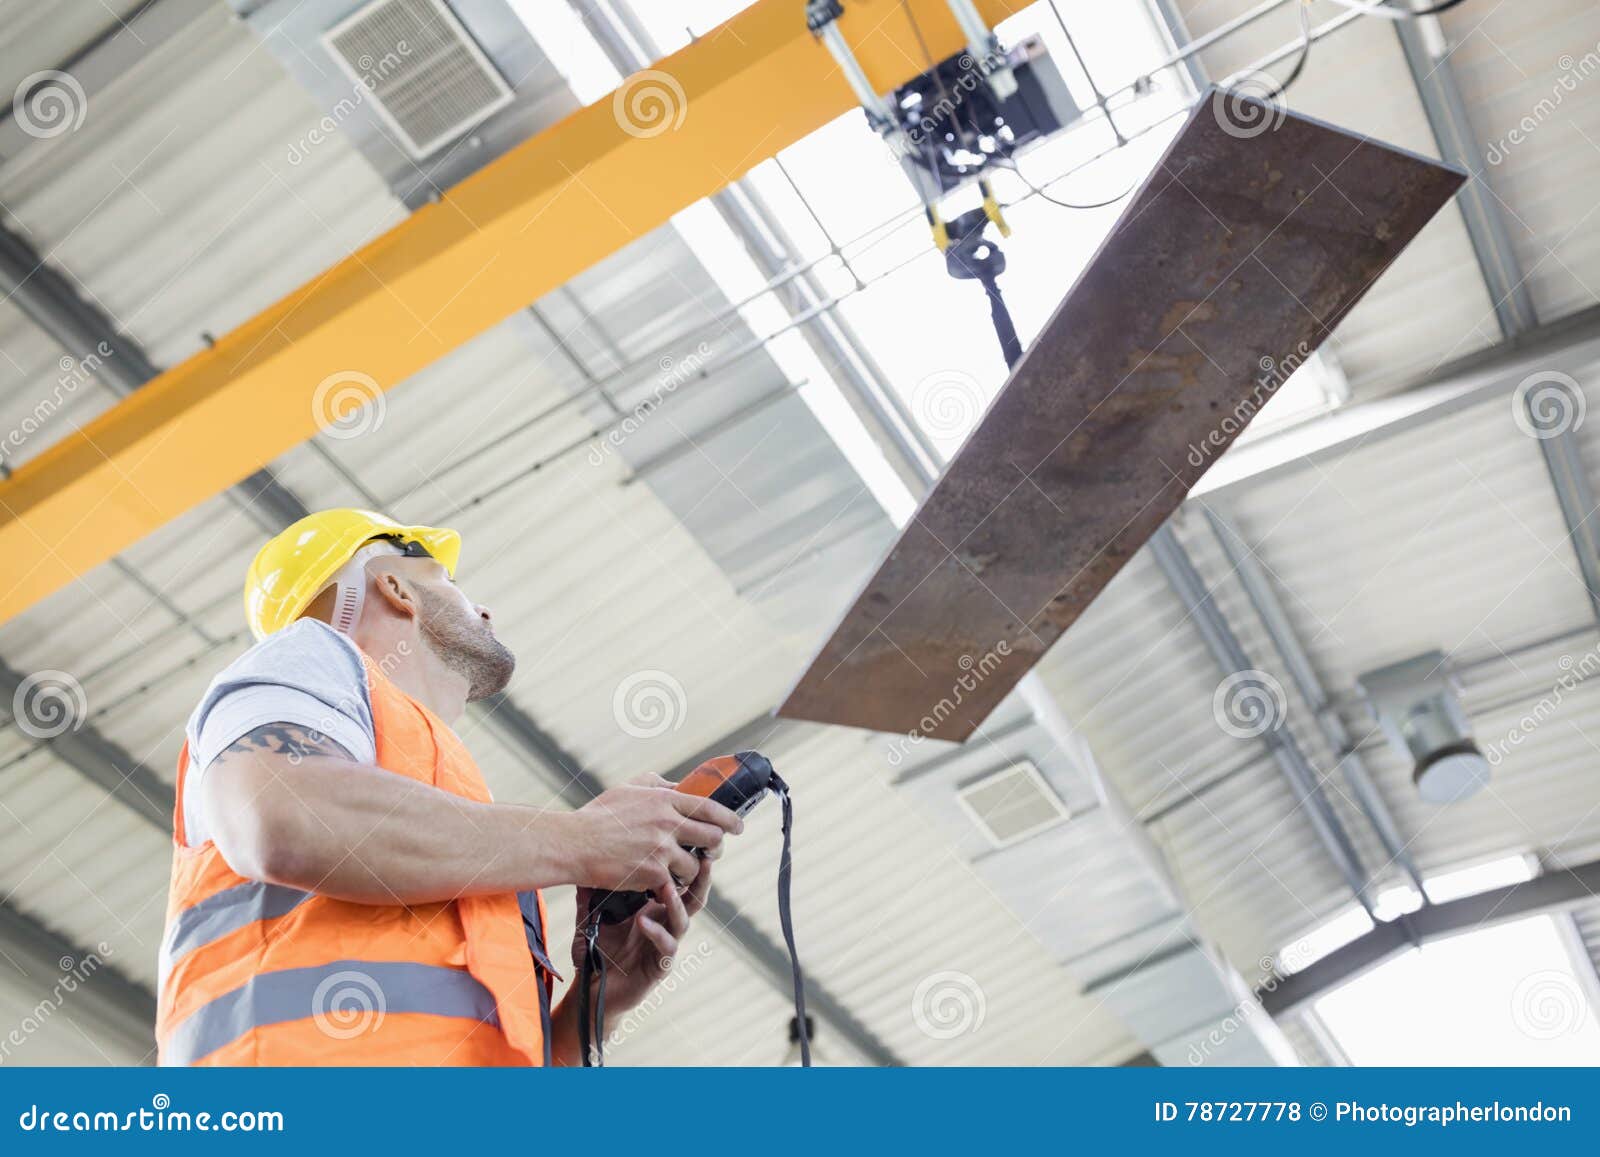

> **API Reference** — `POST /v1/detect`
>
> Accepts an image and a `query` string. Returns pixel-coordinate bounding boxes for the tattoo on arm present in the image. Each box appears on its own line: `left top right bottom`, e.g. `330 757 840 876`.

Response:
217 722 356 768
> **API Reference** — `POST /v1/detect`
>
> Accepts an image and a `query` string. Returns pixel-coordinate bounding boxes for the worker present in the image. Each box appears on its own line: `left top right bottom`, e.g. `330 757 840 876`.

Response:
155 509 742 1066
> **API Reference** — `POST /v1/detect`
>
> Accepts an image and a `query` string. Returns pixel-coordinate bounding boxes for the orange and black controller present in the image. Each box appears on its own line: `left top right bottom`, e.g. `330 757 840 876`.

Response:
578 748 805 1066
591 750 778 925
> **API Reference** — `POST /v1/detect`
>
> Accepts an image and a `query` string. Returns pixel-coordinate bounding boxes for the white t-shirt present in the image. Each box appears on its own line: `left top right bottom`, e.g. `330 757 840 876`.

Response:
181 620 376 846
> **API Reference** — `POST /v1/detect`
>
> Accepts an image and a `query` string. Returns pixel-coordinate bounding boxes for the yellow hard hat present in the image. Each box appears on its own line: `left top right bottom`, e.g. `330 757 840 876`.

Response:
243 508 462 641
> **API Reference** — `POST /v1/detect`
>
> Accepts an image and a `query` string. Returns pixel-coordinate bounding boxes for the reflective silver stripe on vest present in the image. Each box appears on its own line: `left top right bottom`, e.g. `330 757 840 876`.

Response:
161 960 500 1066
159 882 311 988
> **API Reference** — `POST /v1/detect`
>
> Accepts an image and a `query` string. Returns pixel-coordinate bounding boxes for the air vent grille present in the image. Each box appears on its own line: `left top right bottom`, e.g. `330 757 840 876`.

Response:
955 760 1070 848
323 0 513 161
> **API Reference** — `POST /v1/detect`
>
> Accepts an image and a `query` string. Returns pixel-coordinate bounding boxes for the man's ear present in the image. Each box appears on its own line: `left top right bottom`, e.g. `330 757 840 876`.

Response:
368 565 417 620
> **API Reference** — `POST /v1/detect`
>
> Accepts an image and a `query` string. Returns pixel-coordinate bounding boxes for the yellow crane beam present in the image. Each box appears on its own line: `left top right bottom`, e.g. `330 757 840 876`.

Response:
0 0 1027 622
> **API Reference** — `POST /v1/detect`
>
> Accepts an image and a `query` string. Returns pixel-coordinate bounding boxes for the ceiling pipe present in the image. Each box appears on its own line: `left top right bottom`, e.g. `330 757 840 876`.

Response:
1203 508 1426 894
1149 523 1380 917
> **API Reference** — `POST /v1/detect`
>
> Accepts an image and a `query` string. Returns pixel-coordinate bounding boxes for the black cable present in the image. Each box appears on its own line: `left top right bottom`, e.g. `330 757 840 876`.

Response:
577 910 602 1067
990 155 1138 211
772 773 811 1067
1255 0 1313 103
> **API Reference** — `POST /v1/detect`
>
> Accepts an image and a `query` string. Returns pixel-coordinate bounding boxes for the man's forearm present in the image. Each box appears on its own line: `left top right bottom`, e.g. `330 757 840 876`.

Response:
206 752 589 904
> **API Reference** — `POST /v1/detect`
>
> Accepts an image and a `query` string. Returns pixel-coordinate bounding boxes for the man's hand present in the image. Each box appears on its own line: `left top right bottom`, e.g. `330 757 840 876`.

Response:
568 773 741 904
580 851 712 1011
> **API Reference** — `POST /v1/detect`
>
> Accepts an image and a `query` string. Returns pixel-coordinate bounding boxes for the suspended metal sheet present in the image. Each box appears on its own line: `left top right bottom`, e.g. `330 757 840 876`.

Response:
778 91 1464 742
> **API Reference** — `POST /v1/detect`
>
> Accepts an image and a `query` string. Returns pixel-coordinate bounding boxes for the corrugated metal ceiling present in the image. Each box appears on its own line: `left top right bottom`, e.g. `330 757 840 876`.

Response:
2 0 1599 1066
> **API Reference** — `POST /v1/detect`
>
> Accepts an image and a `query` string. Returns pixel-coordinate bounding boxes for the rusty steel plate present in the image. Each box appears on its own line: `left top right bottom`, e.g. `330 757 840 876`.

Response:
778 91 1464 742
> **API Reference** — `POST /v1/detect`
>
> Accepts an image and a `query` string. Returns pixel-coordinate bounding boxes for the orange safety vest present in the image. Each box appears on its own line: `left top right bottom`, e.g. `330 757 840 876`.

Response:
156 649 556 1066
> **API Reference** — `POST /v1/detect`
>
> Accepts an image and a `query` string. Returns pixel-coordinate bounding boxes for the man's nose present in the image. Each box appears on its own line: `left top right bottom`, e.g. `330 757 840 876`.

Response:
476 604 493 625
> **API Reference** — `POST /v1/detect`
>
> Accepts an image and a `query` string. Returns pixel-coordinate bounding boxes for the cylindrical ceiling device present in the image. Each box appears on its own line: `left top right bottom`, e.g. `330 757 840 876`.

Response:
1357 651 1490 803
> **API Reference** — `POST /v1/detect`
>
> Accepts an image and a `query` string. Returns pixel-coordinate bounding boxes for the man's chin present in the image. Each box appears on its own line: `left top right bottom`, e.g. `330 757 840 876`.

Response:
467 646 516 701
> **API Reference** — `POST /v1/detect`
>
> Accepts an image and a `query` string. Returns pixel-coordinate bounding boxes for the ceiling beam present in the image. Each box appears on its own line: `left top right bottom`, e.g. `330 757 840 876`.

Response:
0 658 173 828
1202 509 1425 894
1260 858 1600 1016
1148 523 1379 916
0 0 214 168
1393 14 1537 338
1389 16 1600 629
1525 376 1600 627
0 225 308 532
572 0 941 494
0 897 157 1062
0 0 1026 626
1194 303 1600 499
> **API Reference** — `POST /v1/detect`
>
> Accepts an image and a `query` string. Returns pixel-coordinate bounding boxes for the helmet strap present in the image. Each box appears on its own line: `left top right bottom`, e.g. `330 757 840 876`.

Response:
323 541 404 637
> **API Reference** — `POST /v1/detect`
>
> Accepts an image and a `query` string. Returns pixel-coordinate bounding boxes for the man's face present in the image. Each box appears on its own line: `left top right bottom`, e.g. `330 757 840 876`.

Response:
405 559 516 700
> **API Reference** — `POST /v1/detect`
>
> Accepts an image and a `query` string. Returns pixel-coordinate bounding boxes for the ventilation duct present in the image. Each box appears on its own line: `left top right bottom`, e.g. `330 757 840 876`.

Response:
322 0 513 160
955 759 1071 848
